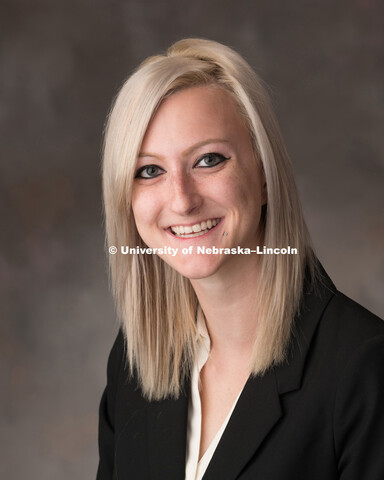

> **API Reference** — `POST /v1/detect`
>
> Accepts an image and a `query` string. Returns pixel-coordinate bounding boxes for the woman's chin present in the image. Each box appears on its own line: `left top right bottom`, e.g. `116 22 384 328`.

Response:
162 255 223 280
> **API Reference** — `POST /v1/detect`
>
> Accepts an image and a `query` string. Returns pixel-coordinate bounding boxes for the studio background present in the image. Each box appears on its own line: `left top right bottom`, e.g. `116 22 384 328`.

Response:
1 1 383 479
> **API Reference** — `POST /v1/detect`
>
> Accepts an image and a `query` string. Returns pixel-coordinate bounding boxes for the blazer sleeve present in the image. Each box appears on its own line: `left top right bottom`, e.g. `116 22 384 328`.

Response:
334 334 384 480
96 329 125 480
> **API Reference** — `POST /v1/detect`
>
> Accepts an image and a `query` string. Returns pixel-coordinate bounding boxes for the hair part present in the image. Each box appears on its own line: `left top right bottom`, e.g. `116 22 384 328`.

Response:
103 38 316 400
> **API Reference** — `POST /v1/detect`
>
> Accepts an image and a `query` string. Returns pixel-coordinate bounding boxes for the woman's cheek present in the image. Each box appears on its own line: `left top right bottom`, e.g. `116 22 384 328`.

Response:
132 190 159 229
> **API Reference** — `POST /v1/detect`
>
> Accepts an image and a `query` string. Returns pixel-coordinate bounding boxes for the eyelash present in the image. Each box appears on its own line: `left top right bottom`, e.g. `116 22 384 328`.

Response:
135 153 230 179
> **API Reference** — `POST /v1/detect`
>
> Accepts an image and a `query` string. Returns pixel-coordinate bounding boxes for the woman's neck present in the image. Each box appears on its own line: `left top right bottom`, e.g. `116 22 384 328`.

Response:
190 256 261 361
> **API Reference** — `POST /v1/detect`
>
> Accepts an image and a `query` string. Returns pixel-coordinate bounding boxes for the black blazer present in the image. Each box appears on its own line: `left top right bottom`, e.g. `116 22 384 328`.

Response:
97 269 384 479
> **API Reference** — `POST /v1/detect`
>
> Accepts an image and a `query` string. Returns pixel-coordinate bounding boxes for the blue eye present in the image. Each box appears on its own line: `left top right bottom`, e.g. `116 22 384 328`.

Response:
135 165 165 179
194 153 230 168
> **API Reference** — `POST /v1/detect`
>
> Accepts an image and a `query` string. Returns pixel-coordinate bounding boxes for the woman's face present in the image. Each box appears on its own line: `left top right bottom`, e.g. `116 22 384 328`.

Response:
132 85 267 279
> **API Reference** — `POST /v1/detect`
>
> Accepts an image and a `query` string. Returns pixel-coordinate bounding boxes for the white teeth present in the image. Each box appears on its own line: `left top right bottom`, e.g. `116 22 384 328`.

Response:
182 230 207 238
170 218 221 237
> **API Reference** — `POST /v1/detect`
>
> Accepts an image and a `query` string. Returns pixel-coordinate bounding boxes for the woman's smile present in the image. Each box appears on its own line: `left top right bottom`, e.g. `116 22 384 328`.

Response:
168 217 222 239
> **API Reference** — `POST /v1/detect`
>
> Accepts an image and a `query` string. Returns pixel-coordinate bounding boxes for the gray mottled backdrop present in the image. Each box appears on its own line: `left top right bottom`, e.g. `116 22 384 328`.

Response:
1 0 383 478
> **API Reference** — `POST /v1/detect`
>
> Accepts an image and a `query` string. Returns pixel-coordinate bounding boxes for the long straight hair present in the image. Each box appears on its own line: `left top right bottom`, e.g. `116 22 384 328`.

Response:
103 38 316 400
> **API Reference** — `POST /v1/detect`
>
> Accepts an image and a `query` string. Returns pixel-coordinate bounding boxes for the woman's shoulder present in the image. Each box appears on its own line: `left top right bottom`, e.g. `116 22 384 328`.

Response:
104 327 154 416
303 262 384 355
322 288 384 348
104 328 137 392
295 265 384 384
305 280 384 393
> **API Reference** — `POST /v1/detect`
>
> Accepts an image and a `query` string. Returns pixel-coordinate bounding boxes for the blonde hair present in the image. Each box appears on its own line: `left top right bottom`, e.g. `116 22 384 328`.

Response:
103 38 316 400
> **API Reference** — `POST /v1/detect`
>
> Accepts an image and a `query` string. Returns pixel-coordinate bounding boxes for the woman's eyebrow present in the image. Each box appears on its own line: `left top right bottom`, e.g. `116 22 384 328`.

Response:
138 138 231 159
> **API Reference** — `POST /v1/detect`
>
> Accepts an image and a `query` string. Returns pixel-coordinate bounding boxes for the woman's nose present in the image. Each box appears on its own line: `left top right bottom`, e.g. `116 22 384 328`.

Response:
168 173 202 215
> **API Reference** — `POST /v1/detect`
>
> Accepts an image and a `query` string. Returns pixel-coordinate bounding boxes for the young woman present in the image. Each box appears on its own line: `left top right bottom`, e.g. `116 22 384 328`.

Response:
97 38 384 480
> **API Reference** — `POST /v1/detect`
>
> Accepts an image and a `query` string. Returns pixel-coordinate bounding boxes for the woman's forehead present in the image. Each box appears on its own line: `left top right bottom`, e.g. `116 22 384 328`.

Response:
140 85 250 155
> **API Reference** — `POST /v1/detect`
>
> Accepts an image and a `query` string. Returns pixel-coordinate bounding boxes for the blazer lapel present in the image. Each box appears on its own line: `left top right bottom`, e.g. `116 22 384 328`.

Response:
203 368 282 480
146 380 189 480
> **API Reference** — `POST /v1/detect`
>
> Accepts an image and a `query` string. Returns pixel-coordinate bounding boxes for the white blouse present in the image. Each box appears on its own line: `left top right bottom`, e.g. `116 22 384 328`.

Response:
185 310 242 480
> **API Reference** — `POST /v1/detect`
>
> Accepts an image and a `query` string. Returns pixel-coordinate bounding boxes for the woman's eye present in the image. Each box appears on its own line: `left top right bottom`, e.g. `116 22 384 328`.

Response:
194 153 229 168
135 165 165 179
